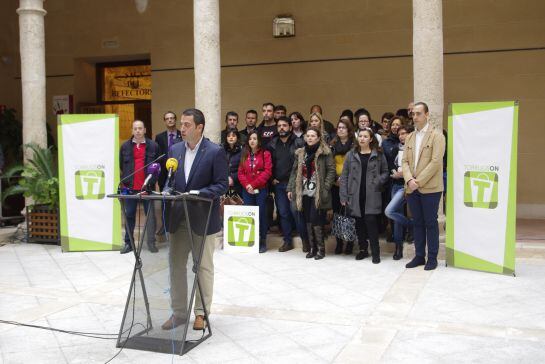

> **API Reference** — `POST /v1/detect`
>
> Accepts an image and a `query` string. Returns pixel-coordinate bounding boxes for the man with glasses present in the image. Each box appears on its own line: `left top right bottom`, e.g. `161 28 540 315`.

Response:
402 102 445 270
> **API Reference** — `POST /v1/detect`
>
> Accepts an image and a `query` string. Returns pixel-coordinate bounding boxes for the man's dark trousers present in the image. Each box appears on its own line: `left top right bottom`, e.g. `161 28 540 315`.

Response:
406 190 442 260
124 199 155 246
273 183 294 244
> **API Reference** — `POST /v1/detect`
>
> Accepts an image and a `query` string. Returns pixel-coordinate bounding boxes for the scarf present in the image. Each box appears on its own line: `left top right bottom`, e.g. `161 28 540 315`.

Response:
332 138 353 156
304 143 319 179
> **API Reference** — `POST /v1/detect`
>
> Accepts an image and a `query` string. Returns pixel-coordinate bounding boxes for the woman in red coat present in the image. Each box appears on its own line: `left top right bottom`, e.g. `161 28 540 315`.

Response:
238 131 273 253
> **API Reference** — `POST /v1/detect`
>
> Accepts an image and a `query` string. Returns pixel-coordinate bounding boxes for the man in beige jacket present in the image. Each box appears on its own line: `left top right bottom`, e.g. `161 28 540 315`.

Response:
402 102 445 270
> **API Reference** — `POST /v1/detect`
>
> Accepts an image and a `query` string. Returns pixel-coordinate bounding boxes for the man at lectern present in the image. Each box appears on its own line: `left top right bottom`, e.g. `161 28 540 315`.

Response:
161 108 228 331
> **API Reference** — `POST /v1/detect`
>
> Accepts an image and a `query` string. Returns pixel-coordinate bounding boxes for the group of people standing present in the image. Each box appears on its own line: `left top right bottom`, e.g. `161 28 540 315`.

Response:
221 101 446 270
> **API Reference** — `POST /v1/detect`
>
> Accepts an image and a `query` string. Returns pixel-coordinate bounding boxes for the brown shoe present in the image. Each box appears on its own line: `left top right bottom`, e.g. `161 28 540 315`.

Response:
193 315 207 330
161 315 186 330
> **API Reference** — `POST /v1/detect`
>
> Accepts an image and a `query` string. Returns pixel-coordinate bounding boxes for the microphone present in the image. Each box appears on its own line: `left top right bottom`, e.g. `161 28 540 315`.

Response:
162 158 179 195
118 153 166 193
141 163 161 191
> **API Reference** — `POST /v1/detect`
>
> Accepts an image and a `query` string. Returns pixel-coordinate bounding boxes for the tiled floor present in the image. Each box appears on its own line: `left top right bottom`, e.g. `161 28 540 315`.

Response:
0 236 545 363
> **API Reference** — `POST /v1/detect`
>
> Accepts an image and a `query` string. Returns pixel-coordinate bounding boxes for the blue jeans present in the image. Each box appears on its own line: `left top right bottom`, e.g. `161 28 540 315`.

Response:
290 204 308 241
385 183 410 244
406 190 442 260
124 199 156 246
242 188 269 241
273 183 294 244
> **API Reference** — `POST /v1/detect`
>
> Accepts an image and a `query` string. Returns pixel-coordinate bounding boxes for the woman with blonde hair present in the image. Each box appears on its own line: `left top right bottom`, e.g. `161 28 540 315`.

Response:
308 112 333 143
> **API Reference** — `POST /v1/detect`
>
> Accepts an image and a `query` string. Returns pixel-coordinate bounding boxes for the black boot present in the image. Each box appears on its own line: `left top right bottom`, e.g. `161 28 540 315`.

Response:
302 239 310 253
344 241 354 255
393 243 403 260
334 238 344 255
314 225 325 260
305 224 316 258
147 241 158 253
356 239 369 260
370 239 381 264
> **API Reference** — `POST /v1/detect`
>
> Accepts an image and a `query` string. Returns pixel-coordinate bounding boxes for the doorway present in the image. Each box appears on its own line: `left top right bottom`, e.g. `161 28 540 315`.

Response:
80 60 152 143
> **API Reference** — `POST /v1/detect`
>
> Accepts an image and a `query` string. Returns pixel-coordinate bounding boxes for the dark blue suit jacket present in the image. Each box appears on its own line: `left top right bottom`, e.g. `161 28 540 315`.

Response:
168 137 228 235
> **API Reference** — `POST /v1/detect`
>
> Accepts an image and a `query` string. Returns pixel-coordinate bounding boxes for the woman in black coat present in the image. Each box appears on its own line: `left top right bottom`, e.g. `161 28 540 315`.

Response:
339 128 389 263
223 129 243 196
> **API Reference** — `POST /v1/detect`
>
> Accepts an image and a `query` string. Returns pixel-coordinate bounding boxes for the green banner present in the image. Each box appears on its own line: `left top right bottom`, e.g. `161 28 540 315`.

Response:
58 114 122 252
446 101 518 275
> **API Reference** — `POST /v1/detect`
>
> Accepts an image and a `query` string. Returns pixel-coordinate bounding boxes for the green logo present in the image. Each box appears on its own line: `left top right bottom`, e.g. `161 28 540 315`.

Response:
75 170 105 200
464 171 498 209
227 216 255 247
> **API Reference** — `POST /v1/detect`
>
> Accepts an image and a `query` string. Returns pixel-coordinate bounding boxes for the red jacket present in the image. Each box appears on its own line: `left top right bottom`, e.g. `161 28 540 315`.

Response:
238 148 272 190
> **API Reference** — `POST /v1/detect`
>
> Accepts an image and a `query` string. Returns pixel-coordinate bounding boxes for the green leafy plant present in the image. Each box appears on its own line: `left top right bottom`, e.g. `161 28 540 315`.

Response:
2 143 59 208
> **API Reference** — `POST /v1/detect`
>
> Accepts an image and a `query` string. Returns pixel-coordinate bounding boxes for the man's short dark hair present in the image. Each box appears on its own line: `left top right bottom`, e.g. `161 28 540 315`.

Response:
246 109 258 117
163 111 177 120
182 108 205 127
225 111 239 122
274 105 287 113
414 102 429 113
262 102 275 109
354 108 371 121
396 108 410 119
277 116 291 126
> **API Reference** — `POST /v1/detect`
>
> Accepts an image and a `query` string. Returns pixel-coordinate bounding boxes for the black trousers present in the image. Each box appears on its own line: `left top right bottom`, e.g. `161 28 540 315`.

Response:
355 214 380 257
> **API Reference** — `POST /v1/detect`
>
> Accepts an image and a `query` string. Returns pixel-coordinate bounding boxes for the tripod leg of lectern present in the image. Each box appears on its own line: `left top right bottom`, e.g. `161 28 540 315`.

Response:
196 276 212 336
117 263 137 347
136 264 153 330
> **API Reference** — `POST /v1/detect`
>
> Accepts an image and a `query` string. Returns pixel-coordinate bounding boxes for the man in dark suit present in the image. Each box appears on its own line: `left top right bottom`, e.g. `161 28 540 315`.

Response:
155 111 182 190
161 108 228 331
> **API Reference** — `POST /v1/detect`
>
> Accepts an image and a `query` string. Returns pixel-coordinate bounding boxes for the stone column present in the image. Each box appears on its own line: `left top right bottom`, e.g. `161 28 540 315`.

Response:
17 0 48 157
412 0 443 128
194 0 221 143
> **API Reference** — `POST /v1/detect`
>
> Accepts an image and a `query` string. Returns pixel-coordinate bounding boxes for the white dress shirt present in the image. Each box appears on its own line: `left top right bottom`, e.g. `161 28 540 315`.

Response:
414 122 429 174
184 136 203 182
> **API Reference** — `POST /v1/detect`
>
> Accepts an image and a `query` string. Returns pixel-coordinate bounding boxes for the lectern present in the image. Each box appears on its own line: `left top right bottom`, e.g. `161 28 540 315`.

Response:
107 192 213 355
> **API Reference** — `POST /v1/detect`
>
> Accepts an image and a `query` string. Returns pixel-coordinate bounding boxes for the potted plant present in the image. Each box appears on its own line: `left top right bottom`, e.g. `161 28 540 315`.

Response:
2 143 60 243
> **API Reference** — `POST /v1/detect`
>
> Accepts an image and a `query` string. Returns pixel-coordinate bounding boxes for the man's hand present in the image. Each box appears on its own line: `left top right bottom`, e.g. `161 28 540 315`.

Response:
408 179 419 191
340 201 346 206
335 177 340 187
246 184 254 194
272 179 279 185
287 192 292 201
228 176 234 186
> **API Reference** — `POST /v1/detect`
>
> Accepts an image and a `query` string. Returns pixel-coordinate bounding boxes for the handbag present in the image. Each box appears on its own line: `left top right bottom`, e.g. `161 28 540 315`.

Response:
332 206 356 242
220 189 244 217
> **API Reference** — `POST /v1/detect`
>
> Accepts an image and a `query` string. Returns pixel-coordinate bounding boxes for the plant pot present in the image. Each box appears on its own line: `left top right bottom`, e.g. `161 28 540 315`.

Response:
26 204 59 244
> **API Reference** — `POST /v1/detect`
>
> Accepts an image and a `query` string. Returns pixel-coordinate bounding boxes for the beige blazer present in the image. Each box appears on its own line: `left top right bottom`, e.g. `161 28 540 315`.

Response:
402 125 445 194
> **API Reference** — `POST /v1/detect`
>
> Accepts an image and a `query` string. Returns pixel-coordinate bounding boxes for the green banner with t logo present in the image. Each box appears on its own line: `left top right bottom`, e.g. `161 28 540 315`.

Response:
446 101 518 275
58 114 122 251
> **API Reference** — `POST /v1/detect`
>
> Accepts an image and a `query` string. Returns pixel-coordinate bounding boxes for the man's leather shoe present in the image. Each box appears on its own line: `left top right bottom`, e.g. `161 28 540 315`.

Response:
278 243 294 252
147 242 158 253
405 256 426 268
424 259 438 271
120 244 133 254
161 315 186 330
193 315 207 330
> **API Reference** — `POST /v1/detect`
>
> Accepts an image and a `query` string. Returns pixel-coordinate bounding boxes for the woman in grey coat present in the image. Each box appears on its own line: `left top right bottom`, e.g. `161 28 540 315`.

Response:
340 128 389 263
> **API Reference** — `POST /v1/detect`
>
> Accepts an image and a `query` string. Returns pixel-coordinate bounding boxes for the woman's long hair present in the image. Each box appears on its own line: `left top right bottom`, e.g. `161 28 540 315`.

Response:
308 112 326 138
239 130 262 168
289 111 307 132
354 128 380 153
